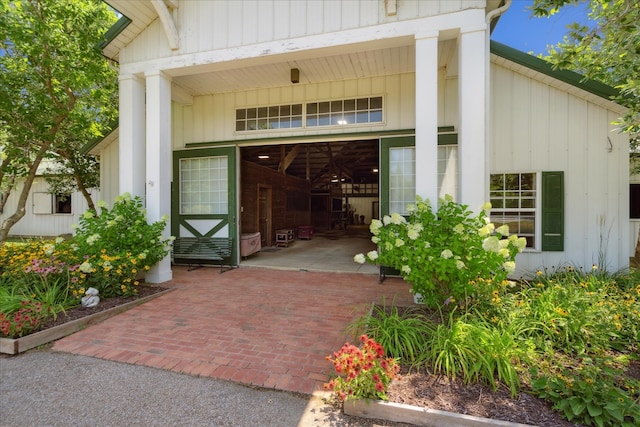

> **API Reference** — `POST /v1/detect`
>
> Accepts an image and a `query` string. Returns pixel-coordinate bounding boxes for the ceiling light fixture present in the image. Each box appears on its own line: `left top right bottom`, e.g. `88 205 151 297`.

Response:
258 155 270 159
372 168 379 173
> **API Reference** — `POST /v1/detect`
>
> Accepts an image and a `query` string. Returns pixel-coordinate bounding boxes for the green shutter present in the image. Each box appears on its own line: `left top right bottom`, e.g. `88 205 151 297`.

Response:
541 171 564 251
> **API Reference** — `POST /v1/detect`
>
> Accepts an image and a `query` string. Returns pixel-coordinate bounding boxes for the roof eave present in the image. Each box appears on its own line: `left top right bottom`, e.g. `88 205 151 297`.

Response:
490 40 620 102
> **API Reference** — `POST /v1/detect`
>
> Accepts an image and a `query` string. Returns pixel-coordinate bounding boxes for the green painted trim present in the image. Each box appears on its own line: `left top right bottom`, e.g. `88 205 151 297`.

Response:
98 14 132 51
541 171 565 251
187 128 455 148
172 146 238 265
379 136 415 217
80 119 119 154
490 40 620 101
185 129 417 148
438 133 457 145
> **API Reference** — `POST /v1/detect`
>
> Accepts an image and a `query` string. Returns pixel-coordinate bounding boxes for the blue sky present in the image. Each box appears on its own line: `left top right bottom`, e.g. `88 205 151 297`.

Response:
491 0 591 56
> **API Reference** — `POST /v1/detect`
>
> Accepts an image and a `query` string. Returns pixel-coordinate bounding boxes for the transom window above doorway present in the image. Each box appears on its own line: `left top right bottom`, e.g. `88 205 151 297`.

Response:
235 96 383 132
235 104 303 131
306 96 382 127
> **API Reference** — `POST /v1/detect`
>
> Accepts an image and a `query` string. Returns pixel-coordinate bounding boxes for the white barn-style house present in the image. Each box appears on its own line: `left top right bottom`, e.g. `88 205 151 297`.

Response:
91 0 632 283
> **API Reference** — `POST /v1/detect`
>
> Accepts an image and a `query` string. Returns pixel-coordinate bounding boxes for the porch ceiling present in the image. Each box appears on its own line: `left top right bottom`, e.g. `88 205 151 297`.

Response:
173 44 420 95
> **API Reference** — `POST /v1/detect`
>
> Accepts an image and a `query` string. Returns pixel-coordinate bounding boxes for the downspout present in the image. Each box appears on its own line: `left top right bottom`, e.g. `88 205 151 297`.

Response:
484 0 511 201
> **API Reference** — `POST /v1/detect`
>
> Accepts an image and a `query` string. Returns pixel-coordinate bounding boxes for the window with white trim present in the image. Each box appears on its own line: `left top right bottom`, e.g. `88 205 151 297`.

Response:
490 173 537 248
306 96 382 127
388 146 459 215
235 104 303 131
235 97 383 132
388 147 415 215
179 156 228 214
55 194 72 214
33 192 72 214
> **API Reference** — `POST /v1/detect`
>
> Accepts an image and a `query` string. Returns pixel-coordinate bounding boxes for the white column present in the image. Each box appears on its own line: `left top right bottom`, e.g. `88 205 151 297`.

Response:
144 70 173 283
458 26 488 211
118 74 146 199
415 32 439 206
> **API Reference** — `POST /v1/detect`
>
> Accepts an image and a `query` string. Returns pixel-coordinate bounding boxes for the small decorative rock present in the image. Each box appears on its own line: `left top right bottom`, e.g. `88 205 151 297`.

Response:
81 287 100 308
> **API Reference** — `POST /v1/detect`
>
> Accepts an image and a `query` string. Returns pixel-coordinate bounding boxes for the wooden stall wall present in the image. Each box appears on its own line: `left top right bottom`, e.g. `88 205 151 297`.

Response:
240 160 311 245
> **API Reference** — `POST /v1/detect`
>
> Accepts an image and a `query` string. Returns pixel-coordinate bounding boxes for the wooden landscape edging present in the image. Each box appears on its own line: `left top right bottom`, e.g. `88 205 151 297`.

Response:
343 398 535 427
0 287 174 355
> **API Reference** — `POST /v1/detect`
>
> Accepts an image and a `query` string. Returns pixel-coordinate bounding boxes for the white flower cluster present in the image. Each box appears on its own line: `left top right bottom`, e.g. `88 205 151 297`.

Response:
86 233 100 245
79 261 93 273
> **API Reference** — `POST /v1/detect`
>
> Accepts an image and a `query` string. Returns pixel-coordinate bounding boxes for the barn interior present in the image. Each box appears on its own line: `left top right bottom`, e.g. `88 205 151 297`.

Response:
239 139 380 269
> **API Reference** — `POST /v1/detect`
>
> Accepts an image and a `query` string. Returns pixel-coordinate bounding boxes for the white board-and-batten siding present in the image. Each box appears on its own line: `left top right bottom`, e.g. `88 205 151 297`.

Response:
173 73 429 147
490 62 630 273
1 181 99 239
120 0 486 64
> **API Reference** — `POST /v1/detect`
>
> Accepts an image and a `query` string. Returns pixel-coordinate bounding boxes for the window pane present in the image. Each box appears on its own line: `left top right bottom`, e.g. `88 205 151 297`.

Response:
319 102 330 113
306 103 317 114
356 111 369 123
389 147 415 214
344 99 355 111
318 114 330 126
489 172 537 248
490 174 504 189
343 112 356 124
180 156 228 215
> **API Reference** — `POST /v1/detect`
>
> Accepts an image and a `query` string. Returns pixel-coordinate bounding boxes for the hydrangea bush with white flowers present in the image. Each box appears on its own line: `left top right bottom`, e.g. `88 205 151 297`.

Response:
71 193 173 297
354 195 526 309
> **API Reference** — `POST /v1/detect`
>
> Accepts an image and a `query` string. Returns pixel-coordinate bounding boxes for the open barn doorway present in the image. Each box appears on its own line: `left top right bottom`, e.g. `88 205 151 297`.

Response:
239 139 379 273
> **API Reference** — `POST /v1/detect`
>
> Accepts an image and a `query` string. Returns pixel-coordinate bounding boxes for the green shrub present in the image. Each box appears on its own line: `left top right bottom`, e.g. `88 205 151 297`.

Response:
348 302 435 364
354 196 526 309
71 193 172 297
531 354 640 427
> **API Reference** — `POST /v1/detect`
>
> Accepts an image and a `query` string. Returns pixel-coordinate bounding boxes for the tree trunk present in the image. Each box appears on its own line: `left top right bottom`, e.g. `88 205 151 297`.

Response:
74 172 96 212
0 144 50 244
0 177 14 214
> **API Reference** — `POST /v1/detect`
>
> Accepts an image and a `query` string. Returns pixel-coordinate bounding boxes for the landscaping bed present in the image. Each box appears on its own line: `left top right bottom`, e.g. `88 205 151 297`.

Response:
0 285 171 355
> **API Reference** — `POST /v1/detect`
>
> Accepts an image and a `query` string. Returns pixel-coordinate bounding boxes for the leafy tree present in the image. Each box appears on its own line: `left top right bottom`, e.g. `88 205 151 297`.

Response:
43 137 101 212
0 0 118 242
531 0 639 149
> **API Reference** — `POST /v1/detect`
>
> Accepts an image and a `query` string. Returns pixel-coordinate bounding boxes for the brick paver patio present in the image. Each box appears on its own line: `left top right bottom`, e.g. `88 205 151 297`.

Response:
52 266 413 395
